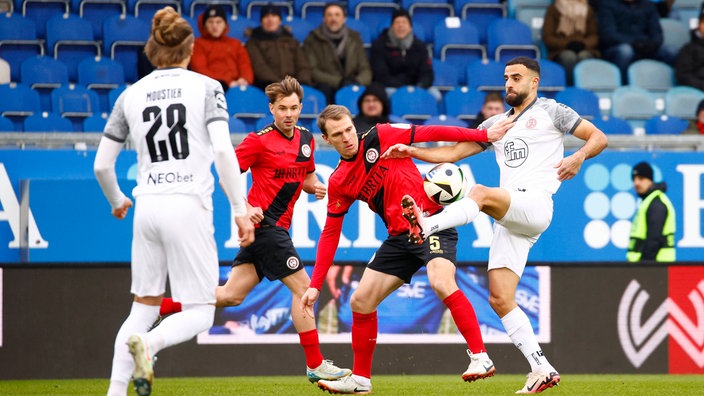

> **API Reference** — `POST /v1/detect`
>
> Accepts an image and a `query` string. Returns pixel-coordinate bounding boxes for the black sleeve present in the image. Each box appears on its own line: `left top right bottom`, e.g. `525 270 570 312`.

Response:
641 197 667 260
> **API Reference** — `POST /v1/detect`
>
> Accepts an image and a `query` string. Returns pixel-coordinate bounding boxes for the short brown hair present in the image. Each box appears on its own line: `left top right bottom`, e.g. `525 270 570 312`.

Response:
317 104 352 135
144 6 194 68
264 75 304 104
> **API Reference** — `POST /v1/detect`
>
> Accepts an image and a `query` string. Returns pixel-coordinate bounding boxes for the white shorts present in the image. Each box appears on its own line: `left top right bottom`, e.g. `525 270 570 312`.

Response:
488 188 553 277
131 194 218 304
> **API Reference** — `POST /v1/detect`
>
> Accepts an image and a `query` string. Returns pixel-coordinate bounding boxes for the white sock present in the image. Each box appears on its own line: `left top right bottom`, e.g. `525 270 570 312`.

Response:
424 197 480 237
500 307 553 372
146 303 215 355
108 302 160 390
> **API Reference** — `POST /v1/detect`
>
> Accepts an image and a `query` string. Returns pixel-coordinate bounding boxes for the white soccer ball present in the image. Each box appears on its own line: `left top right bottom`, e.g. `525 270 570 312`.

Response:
423 163 468 205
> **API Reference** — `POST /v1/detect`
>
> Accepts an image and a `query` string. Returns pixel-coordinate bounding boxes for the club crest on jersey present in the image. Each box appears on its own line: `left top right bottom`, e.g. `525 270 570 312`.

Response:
286 256 300 269
525 117 537 129
301 144 311 158
365 148 379 163
214 90 227 111
504 138 528 168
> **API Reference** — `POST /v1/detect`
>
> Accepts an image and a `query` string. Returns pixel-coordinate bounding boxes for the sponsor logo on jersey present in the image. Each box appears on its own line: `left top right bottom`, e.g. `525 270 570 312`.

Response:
301 144 311 158
286 256 300 269
365 148 379 163
504 138 528 168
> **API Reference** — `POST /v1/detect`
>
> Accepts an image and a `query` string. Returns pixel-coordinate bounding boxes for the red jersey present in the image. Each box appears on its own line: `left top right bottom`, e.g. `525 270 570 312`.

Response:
310 123 488 289
236 123 315 230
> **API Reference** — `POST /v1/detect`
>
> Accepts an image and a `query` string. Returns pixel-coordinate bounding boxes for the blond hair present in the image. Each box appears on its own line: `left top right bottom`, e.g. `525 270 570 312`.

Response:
317 105 352 136
264 75 304 104
144 6 194 68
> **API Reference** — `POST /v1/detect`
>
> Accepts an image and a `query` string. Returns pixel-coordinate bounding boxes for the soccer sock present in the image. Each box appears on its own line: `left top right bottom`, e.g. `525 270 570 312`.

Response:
500 307 552 372
443 290 486 353
146 303 215 355
351 311 378 379
299 329 324 369
424 198 480 237
159 297 182 316
109 302 160 387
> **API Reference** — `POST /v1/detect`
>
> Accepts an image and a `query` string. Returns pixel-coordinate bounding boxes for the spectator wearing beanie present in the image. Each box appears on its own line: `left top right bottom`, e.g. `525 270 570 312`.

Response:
246 4 313 90
353 83 390 133
190 5 254 92
369 8 439 101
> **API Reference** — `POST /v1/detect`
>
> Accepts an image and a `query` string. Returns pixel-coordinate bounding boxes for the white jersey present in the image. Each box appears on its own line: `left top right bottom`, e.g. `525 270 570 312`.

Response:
481 97 582 195
103 67 229 210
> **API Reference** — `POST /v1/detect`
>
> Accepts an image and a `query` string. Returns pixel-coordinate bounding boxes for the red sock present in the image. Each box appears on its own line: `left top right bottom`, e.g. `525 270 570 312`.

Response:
299 329 324 369
351 311 377 379
159 297 182 316
444 290 486 353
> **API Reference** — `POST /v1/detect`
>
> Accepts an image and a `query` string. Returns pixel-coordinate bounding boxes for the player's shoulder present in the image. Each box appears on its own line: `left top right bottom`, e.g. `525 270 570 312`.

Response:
256 124 275 136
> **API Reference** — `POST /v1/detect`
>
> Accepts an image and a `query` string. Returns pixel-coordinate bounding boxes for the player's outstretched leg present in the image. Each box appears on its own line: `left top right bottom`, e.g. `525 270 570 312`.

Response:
401 195 426 244
462 349 496 382
307 359 352 383
515 370 560 394
127 334 154 396
318 375 372 394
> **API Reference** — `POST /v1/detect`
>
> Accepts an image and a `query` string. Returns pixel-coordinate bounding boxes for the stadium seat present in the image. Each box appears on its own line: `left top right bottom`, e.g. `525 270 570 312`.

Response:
486 18 540 63
664 86 704 120
0 13 45 82
345 18 373 49
403 0 454 43
103 15 151 83
573 59 621 115
77 57 126 113
514 2 548 44
76 0 127 40
24 111 74 132
46 14 102 82
466 59 505 92
131 0 182 22
347 0 399 35
659 18 690 60
431 58 460 93
433 18 486 84
591 115 632 135
672 0 702 28
300 84 327 131
183 0 237 18
422 114 468 127
240 0 292 19
83 112 108 132
227 16 259 42
20 56 69 112
506 0 550 19
0 115 14 132
21 0 70 38
644 114 688 135
455 0 505 43
109 84 127 111
554 87 600 120
334 84 365 115
0 83 41 131
51 84 101 130
443 87 486 121
537 59 566 98
225 85 270 130
390 86 439 122
283 16 316 44
627 59 674 93
610 85 659 132
228 116 249 133
255 114 274 130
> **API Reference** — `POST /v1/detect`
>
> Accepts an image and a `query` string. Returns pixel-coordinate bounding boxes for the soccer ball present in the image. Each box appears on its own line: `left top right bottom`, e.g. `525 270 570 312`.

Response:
423 163 468 205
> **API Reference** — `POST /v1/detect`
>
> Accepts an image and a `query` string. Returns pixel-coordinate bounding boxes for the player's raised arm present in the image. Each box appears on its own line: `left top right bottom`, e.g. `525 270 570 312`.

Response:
382 141 484 163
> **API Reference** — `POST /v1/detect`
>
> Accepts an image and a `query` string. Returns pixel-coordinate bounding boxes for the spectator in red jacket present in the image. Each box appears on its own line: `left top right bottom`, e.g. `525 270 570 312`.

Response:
190 5 254 92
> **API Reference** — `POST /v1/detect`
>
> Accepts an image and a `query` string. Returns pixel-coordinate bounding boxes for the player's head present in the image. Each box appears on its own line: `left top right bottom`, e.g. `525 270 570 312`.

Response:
145 6 194 68
265 76 303 135
318 105 359 159
504 57 540 107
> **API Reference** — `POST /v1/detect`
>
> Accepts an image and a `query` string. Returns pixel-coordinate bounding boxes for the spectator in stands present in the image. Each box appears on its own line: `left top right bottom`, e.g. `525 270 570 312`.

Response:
683 99 704 135
370 8 436 100
542 0 600 86
191 5 254 92
245 4 313 90
352 83 390 132
303 2 372 104
675 8 704 91
597 0 673 84
469 91 505 128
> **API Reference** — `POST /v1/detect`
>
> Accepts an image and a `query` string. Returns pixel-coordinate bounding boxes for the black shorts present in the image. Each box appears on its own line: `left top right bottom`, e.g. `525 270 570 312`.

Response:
368 228 458 283
233 226 304 281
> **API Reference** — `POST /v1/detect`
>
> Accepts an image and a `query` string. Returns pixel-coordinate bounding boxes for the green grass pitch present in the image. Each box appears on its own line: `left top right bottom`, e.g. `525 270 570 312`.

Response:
1 374 703 396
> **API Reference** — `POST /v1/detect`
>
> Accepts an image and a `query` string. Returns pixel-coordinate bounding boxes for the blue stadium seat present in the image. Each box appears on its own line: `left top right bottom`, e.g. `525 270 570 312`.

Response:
77 57 126 113
627 59 674 98
455 0 505 43
431 58 460 93
227 16 259 42
21 0 70 38
109 84 127 111
554 87 600 120
75 0 127 40
466 59 505 92
660 18 690 60
486 18 540 63
300 84 327 131
443 87 486 121
46 14 102 82
103 15 151 83
334 84 365 115
345 18 373 49
514 2 548 44
83 112 108 132
283 16 316 44
255 114 274 130
0 115 14 132
225 84 270 130
0 13 45 82
433 19 486 84
51 83 101 130
24 111 74 132
403 0 454 43
611 85 659 132
347 0 399 35
573 59 622 115
389 86 439 122
422 114 468 127
0 83 41 131
644 115 688 135
130 0 182 22
591 115 632 135
506 0 550 19
21 56 69 112
664 86 704 120
228 116 249 133
294 0 326 26
538 59 566 98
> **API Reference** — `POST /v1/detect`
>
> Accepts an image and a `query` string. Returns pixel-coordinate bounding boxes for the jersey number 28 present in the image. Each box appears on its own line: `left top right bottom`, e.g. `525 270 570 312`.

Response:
143 103 189 163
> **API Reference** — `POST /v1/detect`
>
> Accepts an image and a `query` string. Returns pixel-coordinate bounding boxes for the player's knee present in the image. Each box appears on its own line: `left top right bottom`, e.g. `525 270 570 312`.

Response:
349 292 374 313
216 289 245 307
488 294 510 314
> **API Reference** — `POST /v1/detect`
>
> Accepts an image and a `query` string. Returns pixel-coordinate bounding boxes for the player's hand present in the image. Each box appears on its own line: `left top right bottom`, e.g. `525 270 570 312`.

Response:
555 151 585 181
381 143 415 159
313 182 326 200
485 119 514 142
112 197 133 220
248 206 264 224
301 287 320 319
235 214 255 247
